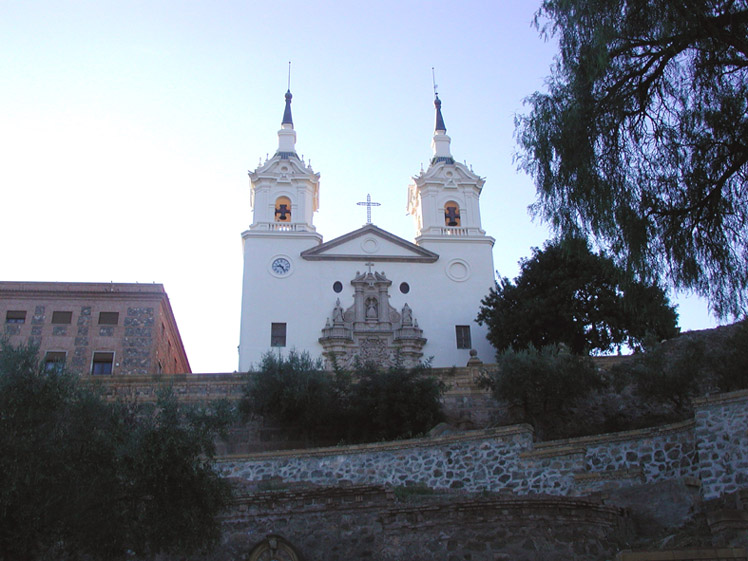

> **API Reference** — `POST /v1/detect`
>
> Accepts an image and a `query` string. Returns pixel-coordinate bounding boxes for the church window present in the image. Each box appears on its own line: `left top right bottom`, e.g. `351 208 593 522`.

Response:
333 281 343 293
271 323 287 347
274 196 292 222
455 325 472 349
91 352 114 375
444 201 461 227
98 311 119 325
44 351 66 372
399 282 410 294
5 310 26 324
51 311 72 324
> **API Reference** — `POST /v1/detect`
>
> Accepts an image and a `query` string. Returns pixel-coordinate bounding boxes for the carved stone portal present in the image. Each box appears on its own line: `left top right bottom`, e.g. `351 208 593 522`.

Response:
319 269 426 369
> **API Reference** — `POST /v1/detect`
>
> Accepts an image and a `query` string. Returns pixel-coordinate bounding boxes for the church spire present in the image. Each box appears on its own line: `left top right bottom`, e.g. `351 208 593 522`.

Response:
434 94 446 133
431 93 454 164
282 89 293 126
277 89 297 155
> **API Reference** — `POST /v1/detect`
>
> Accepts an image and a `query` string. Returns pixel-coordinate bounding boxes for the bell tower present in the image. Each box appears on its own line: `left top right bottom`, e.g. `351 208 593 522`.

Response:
239 89 322 371
405 92 496 364
407 94 488 240
247 89 320 233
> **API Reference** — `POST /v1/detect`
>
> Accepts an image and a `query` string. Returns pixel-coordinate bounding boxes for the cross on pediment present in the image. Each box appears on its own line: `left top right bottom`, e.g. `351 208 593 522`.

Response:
357 194 381 224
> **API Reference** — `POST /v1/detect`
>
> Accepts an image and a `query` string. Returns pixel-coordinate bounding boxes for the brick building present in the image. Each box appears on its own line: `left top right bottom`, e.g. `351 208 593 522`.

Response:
0 281 190 375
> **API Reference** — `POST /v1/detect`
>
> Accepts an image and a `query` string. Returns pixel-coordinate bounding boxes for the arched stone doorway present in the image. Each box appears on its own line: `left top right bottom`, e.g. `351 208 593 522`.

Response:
248 535 303 561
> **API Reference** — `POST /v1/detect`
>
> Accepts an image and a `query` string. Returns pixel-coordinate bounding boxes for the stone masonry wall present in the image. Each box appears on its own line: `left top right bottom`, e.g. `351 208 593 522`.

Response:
220 389 748 501
693 389 748 499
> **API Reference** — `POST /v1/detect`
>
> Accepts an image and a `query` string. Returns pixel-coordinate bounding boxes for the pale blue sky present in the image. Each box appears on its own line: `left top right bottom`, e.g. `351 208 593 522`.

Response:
0 1 717 372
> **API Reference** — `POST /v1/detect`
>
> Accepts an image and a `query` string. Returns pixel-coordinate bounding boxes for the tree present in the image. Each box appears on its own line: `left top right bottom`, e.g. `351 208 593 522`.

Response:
477 236 679 355
241 351 446 444
516 0 748 318
0 340 232 561
479 345 602 438
345 360 446 442
240 350 344 443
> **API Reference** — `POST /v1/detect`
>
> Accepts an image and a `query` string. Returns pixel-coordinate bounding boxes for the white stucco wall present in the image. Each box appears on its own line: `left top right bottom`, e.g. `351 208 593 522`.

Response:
238 228 496 371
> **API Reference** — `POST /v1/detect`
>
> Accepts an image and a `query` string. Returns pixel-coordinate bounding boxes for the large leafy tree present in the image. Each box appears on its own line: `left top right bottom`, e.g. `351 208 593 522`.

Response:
241 351 445 444
477 237 679 355
0 340 232 561
516 0 748 317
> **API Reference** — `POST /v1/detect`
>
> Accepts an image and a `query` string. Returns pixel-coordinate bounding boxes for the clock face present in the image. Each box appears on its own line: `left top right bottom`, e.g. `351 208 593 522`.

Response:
271 257 291 276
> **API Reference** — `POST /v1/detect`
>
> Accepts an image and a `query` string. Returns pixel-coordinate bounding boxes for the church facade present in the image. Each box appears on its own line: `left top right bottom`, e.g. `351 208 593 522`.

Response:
238 91 496 371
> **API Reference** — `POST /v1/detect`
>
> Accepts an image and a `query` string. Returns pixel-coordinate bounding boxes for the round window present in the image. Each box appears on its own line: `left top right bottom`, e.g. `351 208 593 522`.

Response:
333 281 343 293
399 282 410 294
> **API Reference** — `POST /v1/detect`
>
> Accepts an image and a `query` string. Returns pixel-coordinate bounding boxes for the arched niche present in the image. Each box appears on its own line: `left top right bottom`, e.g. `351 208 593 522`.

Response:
274 196 292 223
248 535 303 561
443 200 461 227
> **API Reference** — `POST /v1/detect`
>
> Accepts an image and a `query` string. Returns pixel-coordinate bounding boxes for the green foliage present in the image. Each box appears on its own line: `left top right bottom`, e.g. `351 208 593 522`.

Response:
612 338 705 413
516 0 748 318
480 345 602 435
241 351 445 444
714 319 748 392
240 350 342 440
345 360 446 442
0 340 231 561
477 236 679 355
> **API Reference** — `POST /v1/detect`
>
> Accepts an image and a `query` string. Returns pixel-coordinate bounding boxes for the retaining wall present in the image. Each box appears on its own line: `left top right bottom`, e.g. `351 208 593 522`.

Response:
220 390 748 501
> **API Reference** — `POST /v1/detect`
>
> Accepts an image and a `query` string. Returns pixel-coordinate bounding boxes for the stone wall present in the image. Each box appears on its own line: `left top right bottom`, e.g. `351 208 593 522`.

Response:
220 390 748 502
213 484 629 561
693 390 748 500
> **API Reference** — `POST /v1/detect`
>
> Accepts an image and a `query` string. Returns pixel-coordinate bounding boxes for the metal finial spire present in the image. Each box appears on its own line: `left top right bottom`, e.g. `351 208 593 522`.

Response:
357 194 381 224
282 62 293 126
432 68 446 133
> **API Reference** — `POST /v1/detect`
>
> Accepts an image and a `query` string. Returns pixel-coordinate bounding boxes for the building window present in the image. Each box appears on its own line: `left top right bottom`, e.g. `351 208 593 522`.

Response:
5 310 26 324
455 325 472 349
98 312 119 325
44 351 66 372
333 281 343 293
399 282 410 294
271 323 287 347
274 196 292 222
51 311 73 324
444 201 461 227
91 352 114 375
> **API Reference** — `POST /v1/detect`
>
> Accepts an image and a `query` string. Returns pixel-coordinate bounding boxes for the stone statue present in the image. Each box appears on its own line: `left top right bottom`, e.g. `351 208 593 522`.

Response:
366 297 378 319
401 303 413 325
333 298 344 324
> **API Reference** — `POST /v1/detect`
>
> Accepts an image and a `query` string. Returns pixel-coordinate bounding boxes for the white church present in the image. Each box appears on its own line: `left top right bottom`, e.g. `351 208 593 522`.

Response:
238 90 496 370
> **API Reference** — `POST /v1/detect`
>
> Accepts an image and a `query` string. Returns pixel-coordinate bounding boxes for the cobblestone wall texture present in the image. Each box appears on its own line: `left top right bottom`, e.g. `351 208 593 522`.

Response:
220 390 748 501
693 391 748 499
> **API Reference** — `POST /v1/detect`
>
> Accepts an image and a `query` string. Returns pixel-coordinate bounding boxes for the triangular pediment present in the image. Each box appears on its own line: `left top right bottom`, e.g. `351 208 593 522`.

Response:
301 224 439 262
